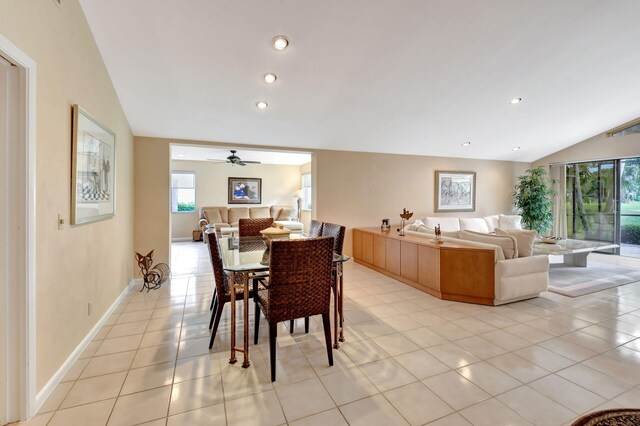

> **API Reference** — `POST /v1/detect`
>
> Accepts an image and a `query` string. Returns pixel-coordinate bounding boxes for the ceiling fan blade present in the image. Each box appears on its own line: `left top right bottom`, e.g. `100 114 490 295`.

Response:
241 160 261 164
237 161 247 166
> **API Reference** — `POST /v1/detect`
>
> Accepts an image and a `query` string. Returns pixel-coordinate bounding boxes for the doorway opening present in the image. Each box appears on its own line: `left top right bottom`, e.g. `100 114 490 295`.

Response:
0 35 37 423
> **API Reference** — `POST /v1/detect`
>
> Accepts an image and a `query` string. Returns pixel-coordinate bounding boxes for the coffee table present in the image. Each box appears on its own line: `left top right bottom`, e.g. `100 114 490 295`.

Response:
533 239 619 267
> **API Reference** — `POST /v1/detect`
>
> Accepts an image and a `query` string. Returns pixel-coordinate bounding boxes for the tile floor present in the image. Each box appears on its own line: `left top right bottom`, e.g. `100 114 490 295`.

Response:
16 242 640 425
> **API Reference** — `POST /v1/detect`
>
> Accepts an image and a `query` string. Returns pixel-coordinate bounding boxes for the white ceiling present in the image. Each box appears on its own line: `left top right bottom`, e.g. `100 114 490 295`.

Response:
79 0 640 162
171 145 311 165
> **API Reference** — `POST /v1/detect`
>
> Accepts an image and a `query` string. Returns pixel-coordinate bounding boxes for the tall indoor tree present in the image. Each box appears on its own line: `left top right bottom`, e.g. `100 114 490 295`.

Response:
513 167 556 234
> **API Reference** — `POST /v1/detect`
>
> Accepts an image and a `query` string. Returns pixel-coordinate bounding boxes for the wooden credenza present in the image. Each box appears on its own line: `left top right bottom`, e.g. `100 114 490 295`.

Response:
353 227 496 305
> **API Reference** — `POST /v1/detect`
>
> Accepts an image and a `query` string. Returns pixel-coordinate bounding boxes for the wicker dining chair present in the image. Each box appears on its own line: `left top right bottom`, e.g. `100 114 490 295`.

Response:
206 231 255 349
239 218 274 237
291 222 346 334
254 237 335 382
308 220 324 237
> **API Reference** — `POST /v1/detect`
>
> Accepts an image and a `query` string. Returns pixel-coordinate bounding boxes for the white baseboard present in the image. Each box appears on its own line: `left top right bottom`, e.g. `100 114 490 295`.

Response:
33 278 137 411
171 237 192 242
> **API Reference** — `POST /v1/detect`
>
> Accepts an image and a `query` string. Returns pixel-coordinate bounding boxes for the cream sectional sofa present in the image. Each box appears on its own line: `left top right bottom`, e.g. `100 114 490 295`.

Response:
405 226 549 305
198 205 303 234
419 214 522 234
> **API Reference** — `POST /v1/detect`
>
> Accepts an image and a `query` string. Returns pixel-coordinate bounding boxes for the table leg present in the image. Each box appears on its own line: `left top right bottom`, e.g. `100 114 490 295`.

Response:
242 273 251 368
338 263 345 342
564 252 589 267
229 271 237 365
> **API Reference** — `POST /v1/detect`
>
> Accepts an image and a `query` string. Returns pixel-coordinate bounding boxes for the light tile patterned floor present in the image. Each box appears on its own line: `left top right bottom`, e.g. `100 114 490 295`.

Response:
16 243 640 425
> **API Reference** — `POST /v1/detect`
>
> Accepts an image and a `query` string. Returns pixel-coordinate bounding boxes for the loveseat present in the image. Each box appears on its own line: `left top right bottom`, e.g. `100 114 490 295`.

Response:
197 205 304 235
403 216 549 305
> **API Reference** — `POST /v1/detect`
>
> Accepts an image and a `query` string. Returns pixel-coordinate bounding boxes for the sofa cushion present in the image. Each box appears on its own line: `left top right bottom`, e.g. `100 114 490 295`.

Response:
484 215 500 233
228 208 250 226
459 230 518 259
499 214 523 231
203 209 222 224
425 217 460 232
249 207 270 218
459 218 489 233
496 229 536 257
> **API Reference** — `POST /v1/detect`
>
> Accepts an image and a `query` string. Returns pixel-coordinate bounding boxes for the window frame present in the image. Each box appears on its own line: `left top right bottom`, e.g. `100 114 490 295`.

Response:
301 172 312 211
171 170 196 213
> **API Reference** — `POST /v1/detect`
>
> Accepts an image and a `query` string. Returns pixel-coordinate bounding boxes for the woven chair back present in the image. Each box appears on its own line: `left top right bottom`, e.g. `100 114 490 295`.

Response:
308 220 324 238
206 231 227 299
267 236 334 323
239 218 274 237
321 222 346 254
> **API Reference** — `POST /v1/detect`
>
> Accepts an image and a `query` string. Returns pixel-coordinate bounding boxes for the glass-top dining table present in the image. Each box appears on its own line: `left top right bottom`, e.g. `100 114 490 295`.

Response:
216 233 350 368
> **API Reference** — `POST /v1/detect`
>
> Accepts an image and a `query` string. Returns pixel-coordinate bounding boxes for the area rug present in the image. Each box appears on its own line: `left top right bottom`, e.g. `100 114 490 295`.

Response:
548 261 640 297
571 408 640 425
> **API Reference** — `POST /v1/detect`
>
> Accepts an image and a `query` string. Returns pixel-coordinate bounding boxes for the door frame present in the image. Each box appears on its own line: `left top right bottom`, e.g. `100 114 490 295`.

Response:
0 34 37 422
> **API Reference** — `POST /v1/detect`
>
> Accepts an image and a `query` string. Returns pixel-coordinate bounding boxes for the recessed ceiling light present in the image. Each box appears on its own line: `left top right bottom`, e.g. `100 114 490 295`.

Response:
510 97 522 104
263 73 277 84
272 35 289 50
177 154 184 158
462 142 471 147
512 146 521 151
256 101 268 110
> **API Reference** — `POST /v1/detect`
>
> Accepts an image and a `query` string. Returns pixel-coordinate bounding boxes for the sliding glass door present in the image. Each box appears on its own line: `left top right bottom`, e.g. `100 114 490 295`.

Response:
566 160 618 254
620 158 640 257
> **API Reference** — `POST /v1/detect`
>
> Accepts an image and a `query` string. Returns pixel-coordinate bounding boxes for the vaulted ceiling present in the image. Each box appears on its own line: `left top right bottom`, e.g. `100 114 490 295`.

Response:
80 0 640 161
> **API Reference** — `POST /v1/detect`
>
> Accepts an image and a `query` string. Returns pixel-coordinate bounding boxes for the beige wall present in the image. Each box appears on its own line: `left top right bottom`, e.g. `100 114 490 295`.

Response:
170 160 301 239
533 131 640 167
0 0 134 391
315 150 528 254
136 138 527 261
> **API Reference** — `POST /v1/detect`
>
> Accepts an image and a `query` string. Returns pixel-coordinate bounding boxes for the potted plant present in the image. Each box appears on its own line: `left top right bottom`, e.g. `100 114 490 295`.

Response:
513 166 556 234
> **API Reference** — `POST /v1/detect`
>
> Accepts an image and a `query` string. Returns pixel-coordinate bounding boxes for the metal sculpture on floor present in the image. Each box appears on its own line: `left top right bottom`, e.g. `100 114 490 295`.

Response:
135 250 170 292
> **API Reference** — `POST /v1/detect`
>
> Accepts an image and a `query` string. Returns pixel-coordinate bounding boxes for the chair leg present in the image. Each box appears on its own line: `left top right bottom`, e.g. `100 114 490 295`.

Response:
209 289 218 312
304 317 310 333
289 319 295 333
269 323 277 382
208 297 218 329
209 302 224 349
322 312 334 367
254 300 261 345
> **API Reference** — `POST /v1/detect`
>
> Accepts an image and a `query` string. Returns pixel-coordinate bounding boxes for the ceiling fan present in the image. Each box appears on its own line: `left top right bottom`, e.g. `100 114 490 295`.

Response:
207 150 261 166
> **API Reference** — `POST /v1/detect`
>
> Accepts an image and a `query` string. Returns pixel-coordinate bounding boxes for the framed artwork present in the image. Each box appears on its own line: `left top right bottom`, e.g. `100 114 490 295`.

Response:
228 177 262 204
71 105 116 225
435 170 476 212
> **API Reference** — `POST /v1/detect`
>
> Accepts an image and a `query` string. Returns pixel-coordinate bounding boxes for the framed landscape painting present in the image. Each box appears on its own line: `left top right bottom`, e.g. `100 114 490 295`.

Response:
71 105 116 225
435 170 476 212
228 177 262 204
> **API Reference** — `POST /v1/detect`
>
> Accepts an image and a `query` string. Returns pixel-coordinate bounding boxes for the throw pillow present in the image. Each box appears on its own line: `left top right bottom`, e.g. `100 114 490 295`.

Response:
204 209 222 224
483 215 500 232
495 228 536 257
277 206 296 221
499 214 523 231
459 230 518 259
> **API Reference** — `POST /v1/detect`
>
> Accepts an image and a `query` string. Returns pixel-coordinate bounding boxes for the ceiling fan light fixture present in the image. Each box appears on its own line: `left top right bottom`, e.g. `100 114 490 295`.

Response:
272 35 289 50
256 101 268 110
263 73 277 84
510 97 522 104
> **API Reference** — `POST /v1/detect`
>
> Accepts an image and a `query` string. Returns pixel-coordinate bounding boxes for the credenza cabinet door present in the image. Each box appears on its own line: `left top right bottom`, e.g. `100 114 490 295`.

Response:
353 229 363 260
400 241 418 282
418 245 440 292
373 235 386 268
362 232 374 264
385 238 401 276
